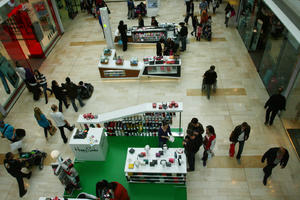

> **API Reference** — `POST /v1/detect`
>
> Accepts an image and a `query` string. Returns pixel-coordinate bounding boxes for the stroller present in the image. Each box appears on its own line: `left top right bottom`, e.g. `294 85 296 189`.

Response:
19 150 47 170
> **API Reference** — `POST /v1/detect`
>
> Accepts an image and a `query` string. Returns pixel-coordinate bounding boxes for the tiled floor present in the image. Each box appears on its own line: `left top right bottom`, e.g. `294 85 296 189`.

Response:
1 1 300 200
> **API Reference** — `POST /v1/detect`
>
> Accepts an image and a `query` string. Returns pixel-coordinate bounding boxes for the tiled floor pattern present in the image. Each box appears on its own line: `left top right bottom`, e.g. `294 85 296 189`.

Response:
0 1 299 200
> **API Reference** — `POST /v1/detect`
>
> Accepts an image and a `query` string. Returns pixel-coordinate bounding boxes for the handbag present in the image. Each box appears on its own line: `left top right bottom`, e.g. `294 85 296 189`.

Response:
229 143 235 157
118 40 123 45
49 125 57 136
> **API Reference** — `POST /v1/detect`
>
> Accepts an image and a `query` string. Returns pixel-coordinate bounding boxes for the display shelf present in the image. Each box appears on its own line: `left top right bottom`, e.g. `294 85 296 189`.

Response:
124 148 186 184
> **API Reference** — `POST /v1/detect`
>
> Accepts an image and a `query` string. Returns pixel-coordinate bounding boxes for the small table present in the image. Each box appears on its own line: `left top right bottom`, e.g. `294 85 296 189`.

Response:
69 128 108 161
124 147 186 184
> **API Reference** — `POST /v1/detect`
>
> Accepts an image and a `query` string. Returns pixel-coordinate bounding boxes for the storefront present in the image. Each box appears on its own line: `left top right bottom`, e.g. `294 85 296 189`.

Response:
0 0 63 113
55 0 80 29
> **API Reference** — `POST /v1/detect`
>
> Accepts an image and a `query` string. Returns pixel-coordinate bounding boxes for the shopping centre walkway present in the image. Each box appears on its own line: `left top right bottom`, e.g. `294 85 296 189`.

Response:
0 1 300 199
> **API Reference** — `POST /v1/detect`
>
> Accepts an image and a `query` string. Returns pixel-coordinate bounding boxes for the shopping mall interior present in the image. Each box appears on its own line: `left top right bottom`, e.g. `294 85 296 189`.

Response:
0 0 300 199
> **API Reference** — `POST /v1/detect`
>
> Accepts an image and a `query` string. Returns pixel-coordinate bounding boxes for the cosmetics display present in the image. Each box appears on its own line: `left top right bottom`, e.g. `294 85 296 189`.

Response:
115 56 124 65
143 56 181 77
130 57 138 66
103 49 112 56
104 112 175 136
124 147 186 184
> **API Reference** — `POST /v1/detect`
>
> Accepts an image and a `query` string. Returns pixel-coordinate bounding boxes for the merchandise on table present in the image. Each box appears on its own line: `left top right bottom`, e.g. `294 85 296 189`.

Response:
104 112 175 136
143 56 181 76
130 57 139 66
103 49 112 56
115 56 124 65
100 56 109 64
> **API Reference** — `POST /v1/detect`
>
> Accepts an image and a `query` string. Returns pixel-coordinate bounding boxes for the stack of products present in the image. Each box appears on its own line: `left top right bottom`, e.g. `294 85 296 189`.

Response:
104 112 175 136
130 57 138 66
100 56 109 64
115 56 124 65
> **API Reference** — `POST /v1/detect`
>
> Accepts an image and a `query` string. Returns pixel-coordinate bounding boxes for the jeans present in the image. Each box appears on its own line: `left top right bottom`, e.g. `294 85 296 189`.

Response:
205 82 216 99
263 163 277 181
265 108 279 125
179 36 187 51
58 123 74 143
225 17 229 27
128 8 135 19
58 96 68 112
70 96 84 112
236 141 245 159
43 126 50 138
41 83 52 103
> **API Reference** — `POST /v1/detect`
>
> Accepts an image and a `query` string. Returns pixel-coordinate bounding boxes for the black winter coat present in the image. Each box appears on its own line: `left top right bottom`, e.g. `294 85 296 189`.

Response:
261 147 289 167
230 124 251 143
264 94 286 111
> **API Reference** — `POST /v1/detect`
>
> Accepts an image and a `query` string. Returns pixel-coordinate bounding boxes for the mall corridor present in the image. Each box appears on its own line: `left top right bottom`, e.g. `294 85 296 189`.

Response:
0 0 300 200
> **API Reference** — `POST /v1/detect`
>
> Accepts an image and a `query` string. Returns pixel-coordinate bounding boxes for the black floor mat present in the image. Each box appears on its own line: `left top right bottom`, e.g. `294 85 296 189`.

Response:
286 129 300 159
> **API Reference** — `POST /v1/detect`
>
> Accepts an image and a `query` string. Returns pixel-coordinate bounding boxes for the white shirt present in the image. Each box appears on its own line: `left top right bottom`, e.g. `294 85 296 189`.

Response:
16 67 26 80
50 112 66 127
238 131 245 141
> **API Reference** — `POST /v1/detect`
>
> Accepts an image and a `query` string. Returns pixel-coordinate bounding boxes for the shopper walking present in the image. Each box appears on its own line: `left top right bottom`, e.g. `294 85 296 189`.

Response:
34 107 51 141
202 65 217 99
156 38 164 56
187 118 204 135
34 69 52 104
50 104 74 144
184 0 194 25
224 2 232 27
63 77 85 112
184 0 191 17
261 147 289 185
191 15 198 36
158 121 172 147
118 21 128 52
4 152 32 198
212 0 219 14
127 0 135 19
202 125 216 167
51 80 69 112
179 22 188 52
183 130 198 171
264 87 286 126
229 122 251 162
0 120 25 152
196 23 203 41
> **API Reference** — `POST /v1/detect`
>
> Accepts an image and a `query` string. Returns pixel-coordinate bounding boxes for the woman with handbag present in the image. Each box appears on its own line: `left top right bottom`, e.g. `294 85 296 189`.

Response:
34 107 51 141
202 125 216 167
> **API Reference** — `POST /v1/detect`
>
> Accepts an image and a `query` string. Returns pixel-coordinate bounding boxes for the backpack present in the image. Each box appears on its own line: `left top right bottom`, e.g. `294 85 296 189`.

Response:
79 83 94 99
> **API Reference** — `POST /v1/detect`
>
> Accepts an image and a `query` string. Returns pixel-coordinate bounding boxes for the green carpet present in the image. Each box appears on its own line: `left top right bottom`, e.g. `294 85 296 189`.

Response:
66 136 186 200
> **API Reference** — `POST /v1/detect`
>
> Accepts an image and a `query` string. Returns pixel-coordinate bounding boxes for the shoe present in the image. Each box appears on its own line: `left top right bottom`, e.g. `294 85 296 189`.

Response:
263 178 267 186
66 104 70 109
203 161 206 167
64 139 68 144
236 158 241 165
45 100 48 104
20 190 27 197
27 172 32 179
264 121 268 125
187 168 194 172
81 103 85 107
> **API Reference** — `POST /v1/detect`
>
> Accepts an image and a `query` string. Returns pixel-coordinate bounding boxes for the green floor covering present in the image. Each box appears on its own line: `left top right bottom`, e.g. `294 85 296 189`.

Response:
67 135 186 200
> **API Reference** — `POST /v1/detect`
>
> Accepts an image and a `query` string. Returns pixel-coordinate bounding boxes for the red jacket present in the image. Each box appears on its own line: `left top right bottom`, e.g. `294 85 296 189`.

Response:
204 134 216 150
112 182 130 200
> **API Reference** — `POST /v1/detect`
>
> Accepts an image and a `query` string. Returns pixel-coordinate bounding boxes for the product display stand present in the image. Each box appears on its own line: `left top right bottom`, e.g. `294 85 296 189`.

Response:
124 147 186 184
77 102 183 137
69 128 108 161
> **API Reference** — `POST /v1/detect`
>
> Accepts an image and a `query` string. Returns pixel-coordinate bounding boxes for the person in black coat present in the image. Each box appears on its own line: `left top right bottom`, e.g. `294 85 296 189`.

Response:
118 20 128 51
51 80 69 112
138 14 144 27
187 118 204 135
179 22 188 51
63 77 84 112
184 0 194 25
151 16 158 27
261 147 289 185
156 38 164 56
203 65 217 99
183 130 198 172
4 152 32 197
229 122 251 161
264 87 286 126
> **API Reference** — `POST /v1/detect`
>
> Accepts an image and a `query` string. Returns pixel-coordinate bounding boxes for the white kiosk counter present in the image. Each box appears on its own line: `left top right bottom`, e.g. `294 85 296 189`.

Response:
69 128 108 161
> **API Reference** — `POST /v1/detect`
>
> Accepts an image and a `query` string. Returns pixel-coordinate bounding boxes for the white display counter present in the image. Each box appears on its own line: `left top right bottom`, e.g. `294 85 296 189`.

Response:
69 128 108 161
124 147 186 184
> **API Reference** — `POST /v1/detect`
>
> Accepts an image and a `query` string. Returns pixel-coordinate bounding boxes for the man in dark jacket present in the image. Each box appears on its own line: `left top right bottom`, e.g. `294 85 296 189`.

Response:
63 77 84 112
229 122 251 161
184 0 194 25
4 152 32 197
179 22 188 52
264 87 286 126
187 118 204 135
51 80 69 112
261 147 289 185
183 130 198 171
203 65 217 99
156 38 164 56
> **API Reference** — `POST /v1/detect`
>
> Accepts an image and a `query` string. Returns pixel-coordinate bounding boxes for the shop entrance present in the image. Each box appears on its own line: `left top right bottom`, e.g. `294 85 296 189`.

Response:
55 0 80 29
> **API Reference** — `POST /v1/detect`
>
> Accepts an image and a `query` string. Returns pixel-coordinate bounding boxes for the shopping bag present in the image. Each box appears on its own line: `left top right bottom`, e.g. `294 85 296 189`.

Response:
229 143 235 157
10 140 23 152
49 125 57 136
118 40 123 45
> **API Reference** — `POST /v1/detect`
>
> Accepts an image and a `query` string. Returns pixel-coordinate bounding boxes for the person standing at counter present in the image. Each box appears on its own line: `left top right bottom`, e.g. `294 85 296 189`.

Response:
187 118 204 135
179 22 188 52
138 14 144 27
156 38 165 56
118 20 128 51
183 130 198 172
151 16 159 27
158 121 172 147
